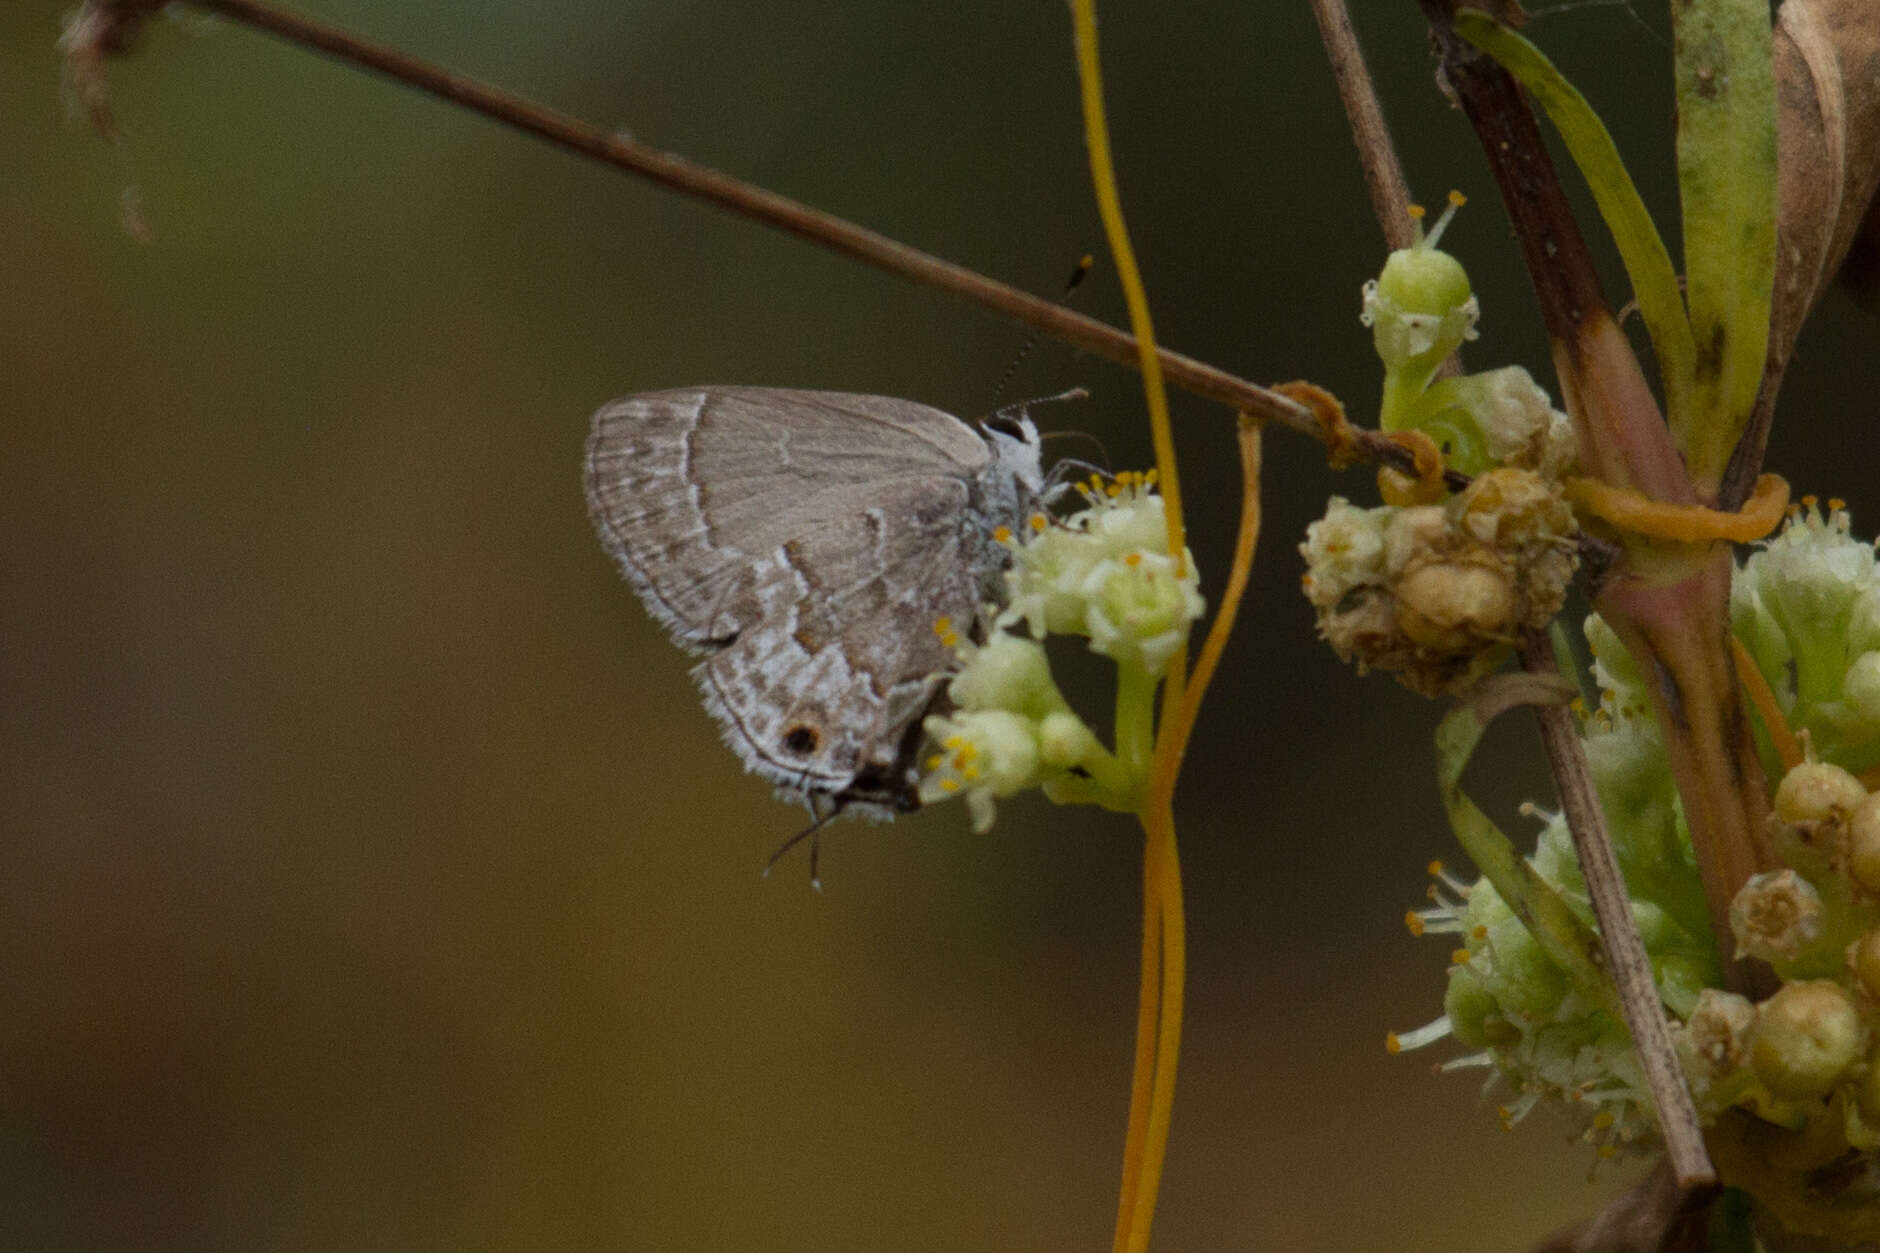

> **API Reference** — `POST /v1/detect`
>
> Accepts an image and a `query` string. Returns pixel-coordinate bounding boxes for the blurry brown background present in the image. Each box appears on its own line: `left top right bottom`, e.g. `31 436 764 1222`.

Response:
4 3 1876 1249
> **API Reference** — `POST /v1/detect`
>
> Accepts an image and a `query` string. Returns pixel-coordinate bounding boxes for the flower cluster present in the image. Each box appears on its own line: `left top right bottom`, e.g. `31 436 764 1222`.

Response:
1396 503 1880 1184
1001 471 1202 676
1734 496 1880 777
1302 197 1584 698
918 472 1203 831
1300 468 1579 697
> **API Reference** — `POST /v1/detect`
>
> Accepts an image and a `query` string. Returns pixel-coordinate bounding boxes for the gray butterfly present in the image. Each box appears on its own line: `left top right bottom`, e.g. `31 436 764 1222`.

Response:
584 387 1045 819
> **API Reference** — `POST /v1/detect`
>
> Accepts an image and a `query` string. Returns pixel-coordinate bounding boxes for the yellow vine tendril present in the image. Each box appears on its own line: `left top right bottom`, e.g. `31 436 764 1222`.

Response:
1072 9 1269 1251
1563 472 1790 543
1070 5 1184 1251
1731 634 1803 773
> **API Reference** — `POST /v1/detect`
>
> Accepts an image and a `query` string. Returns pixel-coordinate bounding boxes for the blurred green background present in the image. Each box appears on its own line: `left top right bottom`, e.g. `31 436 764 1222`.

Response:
5 2 1876 1249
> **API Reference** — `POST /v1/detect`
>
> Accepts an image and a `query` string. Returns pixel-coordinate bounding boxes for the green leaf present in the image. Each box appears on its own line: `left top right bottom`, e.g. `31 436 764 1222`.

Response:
1435 672 1618 1013
1675 0 1777 491
1454 11 1696 437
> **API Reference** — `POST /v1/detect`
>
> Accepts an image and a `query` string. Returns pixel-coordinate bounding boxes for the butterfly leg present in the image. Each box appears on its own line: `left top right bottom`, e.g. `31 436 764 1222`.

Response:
763 795 840 891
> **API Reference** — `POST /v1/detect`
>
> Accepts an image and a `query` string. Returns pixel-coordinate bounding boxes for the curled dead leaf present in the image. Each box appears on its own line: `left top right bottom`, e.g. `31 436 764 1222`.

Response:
1726 0 1880 504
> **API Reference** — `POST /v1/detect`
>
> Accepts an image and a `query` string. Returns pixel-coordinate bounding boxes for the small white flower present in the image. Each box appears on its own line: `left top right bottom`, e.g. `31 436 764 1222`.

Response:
1456 365 1578 479
1744 498 1877 641
1083 549 1204 676
1299 497 1389 608
919 709 1042 833
1001 473 1202 676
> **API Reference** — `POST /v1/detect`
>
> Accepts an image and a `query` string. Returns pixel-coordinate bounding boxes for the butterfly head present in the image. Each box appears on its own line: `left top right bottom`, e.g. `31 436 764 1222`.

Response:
978 408 1047 498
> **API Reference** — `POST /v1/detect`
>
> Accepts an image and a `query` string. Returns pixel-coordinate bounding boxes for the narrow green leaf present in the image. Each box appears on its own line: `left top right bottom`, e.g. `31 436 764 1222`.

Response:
1675 0 1777 491
1435 673 1618 1013
1454 11 1696 436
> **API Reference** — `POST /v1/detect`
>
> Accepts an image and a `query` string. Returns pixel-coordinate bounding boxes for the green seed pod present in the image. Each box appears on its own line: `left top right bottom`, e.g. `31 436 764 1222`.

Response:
1443 969 1498 1049
1850 928 1880 1000
1751 980 1864 1100
1849 794 1880 893
1774 761 1869 826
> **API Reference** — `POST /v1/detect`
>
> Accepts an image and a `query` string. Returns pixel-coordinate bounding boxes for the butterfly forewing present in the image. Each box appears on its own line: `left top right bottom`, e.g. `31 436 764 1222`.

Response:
584 387 1012 808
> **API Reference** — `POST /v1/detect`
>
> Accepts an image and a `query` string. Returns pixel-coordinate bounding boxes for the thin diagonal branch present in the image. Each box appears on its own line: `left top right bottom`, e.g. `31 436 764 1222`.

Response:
1520 634 1716 1192
69 0 1442 481
1309 0 1463 384
1310 0 1417 253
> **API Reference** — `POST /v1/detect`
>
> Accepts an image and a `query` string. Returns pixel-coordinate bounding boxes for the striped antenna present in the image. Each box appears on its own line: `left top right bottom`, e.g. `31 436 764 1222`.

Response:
993 254 1095 404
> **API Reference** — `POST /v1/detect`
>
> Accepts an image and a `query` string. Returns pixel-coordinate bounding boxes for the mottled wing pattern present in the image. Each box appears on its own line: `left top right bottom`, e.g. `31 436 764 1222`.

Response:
584 388 996 805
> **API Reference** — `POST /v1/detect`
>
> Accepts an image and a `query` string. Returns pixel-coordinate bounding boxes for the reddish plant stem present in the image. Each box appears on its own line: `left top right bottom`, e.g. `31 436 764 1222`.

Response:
1596 553 1775 991
1416 1 1772 988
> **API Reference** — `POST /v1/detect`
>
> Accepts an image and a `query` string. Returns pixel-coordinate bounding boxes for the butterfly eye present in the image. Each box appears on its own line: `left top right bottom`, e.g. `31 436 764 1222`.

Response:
782 724 821 755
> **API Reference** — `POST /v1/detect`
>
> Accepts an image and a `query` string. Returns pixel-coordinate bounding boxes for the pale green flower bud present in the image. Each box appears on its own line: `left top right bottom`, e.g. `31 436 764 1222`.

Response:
1362 224 1479 380
1751 980 1863 1100
1774 760 1869 826
1845 652 1880 725
1084 550 1205 676
1852 586 1880 653
1443 969 1500 1049
945 633 1068 721
1848 928 1880 999
1085 486 1175 557
919 709 1042 833
1848 794 1880 893
1037 710 1103 772
1002 522 1109 640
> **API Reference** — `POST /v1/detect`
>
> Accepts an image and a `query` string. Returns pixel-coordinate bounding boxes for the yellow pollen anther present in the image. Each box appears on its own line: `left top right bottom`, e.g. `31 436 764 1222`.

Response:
1451 949 1472 966
933 616 952 634
1591 1111 1616 1130
1830 497 1847 511
925 755 943 771
1125 552 1142 567
1143 469 1158 485
1471 925 1487 941
1385 1032 1402 1054
1448 189 1467 208
993 525 1013 544
944 736 964 750
1598 1145 1618 1159
1407 203 1427 220
1404 910 1425 937
1427 860 1444 876
961 765 980 782
940 778 960 793
1029 513 1048 532
1106 483 1122 497
1803 493 1820 508
957 742 978 762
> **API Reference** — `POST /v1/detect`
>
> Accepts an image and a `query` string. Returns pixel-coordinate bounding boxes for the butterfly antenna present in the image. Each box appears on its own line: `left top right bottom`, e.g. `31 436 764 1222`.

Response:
763 797 841 890
1041 427 1112 469
992 254 1094 405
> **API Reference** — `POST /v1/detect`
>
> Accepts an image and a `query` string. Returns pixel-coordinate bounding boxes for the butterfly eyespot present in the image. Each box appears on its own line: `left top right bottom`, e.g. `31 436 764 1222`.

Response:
782 724 821 755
